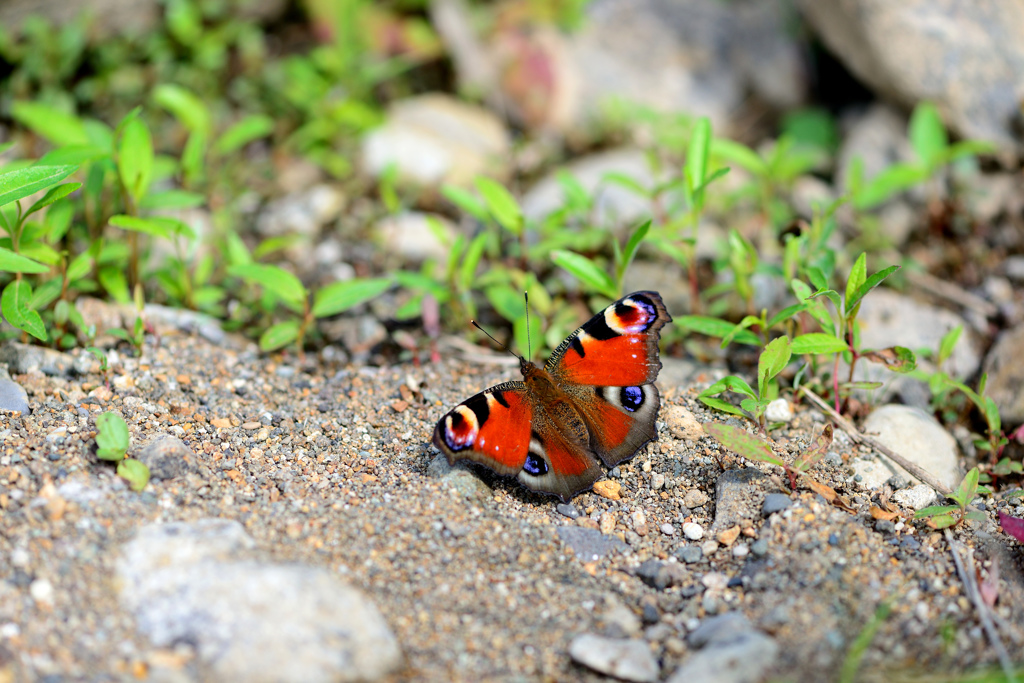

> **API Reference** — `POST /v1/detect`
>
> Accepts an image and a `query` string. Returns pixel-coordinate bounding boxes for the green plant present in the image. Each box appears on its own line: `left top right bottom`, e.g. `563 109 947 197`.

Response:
95 410 150 491
791 252 916 410
914 467 989 529
698 336 792 431
846 102 996 212
703 421 833 490
227 262 392 352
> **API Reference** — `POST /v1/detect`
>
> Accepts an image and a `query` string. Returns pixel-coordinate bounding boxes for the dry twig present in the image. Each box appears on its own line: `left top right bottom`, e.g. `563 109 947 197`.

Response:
800 387 952 498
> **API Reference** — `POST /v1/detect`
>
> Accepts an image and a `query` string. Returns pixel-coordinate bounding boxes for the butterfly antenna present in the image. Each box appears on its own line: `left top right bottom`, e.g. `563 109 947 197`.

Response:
524 291 531 361
471 320 522 361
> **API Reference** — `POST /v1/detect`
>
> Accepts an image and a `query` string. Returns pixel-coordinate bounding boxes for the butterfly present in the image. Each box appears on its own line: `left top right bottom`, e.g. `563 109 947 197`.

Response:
433 291 672 502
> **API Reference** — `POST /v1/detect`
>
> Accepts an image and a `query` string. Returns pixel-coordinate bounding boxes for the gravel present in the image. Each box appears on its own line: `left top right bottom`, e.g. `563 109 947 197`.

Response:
0 329 1021 681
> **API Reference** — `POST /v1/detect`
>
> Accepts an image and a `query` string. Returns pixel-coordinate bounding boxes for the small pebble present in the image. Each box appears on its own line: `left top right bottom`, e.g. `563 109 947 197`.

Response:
683 522 704 540
30 578 54 605
651 473 665 490
676 546 703 564
660 523 676 536
600 512 617 535
732 544 749 559
557 503 581 519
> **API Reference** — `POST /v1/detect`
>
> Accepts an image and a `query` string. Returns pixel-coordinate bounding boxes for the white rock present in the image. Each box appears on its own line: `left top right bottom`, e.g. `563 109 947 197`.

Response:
764 398 794 423
683 522 705 541
362 94 510 188
660 523 676 536
29 578 54 605
374 212 456 262
856 405 961 491
892 484 939 511
569 634 659 683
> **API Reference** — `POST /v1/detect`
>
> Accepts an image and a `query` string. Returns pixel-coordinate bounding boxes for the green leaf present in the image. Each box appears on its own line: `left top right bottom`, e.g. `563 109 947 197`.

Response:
95 411 130 460
937 325 962 366
118 117 154 204
117 458 150 491
1 281 47 341
766 302 808 328
791 332 849 355
0 165 79 210
26 182 82 218
457 232 487 291
109 214 172 239
312 277 392 318
721 315 761 349
618 220 651 281
703 423 783 467
10 101 90 146
550 249 617 299
66 252 93 282
27 278 61 310
677 315 761 346
259 320 300 351
699 375 758 401
914 505 959 519
601 171 649 198
98 266 130 304
139 189 206 210
228 263 306 311
982 396 1002 435
475 177 523 235
212 114 275 156
555 170 592 211
152 83 211 134
441 185 489 222
941 139 997 164
854 163 928 210
758 336 792 396
847 264 900 316
686 116 711 210
845 253 867 313
954 467 980 505
861 346 917 373
909 102 948 170
0 246 49 274
697 395 750 420
710 138 768 177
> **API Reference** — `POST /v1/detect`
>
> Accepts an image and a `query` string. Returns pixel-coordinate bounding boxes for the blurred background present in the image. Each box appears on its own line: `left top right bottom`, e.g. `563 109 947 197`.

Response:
0 0 1022 460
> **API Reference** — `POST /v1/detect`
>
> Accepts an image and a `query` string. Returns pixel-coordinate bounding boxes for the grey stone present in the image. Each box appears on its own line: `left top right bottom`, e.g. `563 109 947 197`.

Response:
675 546 703 564
635 559 687 590
761 493 792 516
256 184 345 238
856 405 960 491
556 526 628 561
569 634 659 683
425 453 493 499
799 0 1024 154
557 503 581 519
0 376 29 415
687 612 755 648
713 468 770 532
982 322 1024 423
0 342 74 376
136 436 198 480
669 614 778 683
118 519 401 683
143 305 228 346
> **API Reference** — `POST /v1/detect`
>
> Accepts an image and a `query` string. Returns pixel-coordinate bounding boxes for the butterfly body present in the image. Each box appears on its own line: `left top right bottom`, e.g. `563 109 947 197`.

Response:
433 291 672 502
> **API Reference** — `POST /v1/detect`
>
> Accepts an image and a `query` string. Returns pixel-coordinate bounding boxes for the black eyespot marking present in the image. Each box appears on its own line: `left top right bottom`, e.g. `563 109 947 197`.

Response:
492 391 510 409
620 386 644 412
594 386 605 398
570 335 586 358
523 453 548 476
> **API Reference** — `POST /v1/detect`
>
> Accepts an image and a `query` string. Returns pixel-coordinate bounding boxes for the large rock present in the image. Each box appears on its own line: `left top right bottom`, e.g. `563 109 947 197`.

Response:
118 519 402 683
854 405 961 491
982 322 1024 423
361 94 511 188
433 0 804 134
798 0 1024 153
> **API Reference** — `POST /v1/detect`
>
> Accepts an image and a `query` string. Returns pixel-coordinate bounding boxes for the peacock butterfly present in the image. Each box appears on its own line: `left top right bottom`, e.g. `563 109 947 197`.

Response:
433 291 672 502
